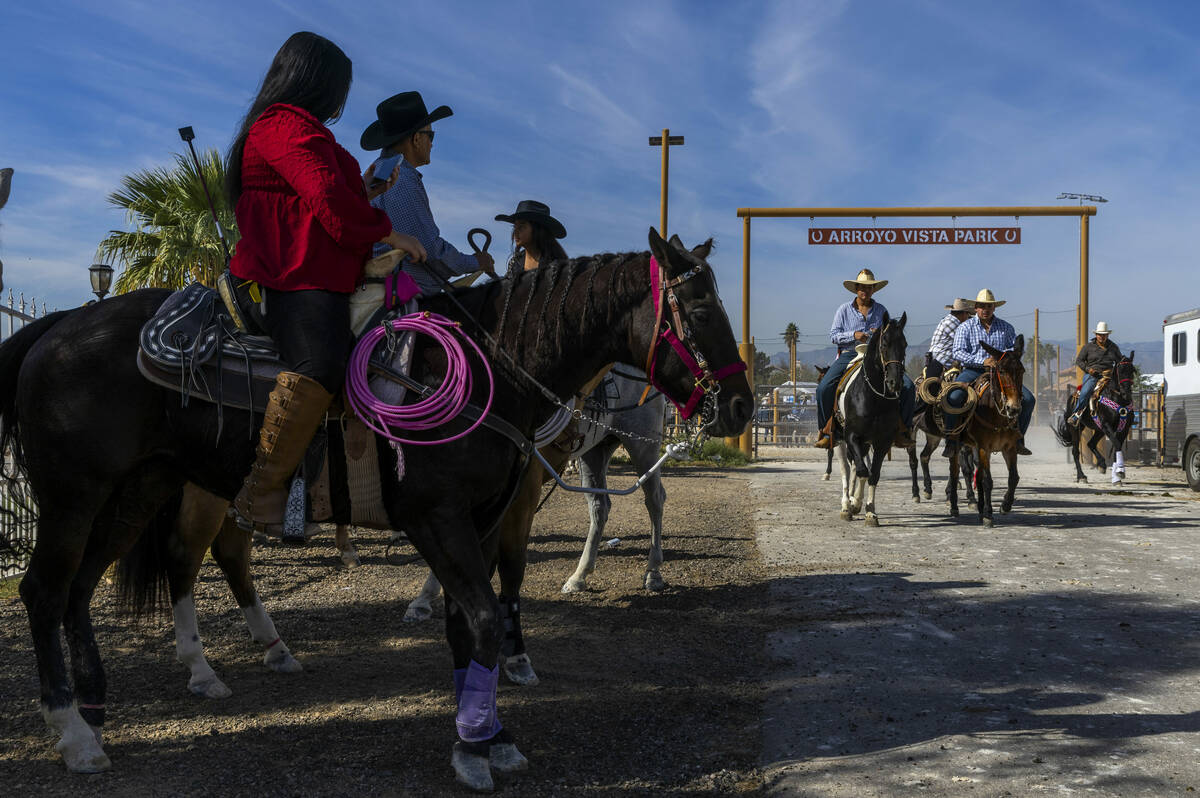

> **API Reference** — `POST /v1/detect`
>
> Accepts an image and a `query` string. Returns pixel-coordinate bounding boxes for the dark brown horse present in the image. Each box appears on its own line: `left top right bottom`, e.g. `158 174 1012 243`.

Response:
947 338 1026 526
0 230 752 790
1053 354 1137 484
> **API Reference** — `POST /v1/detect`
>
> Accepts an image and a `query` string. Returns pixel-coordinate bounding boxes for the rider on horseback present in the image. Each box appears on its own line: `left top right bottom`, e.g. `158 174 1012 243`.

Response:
815 268 915 449
226 33 427 535
941 289 1035 455
1068 321 1123 427
927 297 975 379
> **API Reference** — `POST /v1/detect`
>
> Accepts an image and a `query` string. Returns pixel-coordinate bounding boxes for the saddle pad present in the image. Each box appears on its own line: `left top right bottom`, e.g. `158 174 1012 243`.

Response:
141 283 278 370
833 356 865 424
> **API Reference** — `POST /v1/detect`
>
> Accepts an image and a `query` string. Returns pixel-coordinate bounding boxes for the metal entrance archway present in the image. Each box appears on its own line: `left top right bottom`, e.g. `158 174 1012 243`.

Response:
731 205 1099 457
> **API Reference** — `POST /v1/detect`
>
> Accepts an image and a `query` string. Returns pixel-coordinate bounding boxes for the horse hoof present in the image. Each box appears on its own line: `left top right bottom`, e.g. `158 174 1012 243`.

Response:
339 550 361 568
490 742 529 773
923 490 932 500
188 675 233 699
839 510 852 521
865 515 879 527
912 495 921 504
560 577 587 594
1001 505 1012 514
949 509 959 518
982 518 994 528
56 731 111 774
265 648 303 674
644 571 666 592
502 653 540 687
452 744 495 792
821 473 830 481
403 603 433 623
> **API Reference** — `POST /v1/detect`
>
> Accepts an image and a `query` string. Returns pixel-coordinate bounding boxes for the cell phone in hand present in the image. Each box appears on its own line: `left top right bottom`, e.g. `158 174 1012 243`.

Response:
371 154 401 185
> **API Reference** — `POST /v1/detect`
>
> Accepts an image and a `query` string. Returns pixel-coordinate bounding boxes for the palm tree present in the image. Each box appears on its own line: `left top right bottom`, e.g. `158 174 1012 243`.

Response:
98 150 237 293
782 322 800 404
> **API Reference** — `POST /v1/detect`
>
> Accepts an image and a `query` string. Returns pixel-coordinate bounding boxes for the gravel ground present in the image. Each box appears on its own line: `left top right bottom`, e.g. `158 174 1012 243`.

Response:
0 465 767 797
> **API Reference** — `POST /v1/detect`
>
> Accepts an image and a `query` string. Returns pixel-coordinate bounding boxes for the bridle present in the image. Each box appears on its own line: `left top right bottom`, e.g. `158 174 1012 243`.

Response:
863 320 904 399
641 255 747 421
985 351 1022 421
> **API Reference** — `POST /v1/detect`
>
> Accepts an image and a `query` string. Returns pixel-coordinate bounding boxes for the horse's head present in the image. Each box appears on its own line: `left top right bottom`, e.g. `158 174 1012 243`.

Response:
642 228 752 437
981 335 1025 418
1113 352 1136 405
870 311 908 396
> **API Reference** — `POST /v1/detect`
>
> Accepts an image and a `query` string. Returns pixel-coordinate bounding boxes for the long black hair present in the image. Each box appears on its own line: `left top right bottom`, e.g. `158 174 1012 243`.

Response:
505 221 569 278
226 32 353 206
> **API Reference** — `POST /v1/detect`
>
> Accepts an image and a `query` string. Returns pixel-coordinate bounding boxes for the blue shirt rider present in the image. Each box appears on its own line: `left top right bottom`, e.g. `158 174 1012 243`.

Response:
815 268 915 449
941 288 1036 455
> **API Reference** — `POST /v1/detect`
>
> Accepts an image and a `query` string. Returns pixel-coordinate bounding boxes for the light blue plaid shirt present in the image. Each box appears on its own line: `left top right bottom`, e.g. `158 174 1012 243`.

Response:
951 315 1017 368
929 313 962 367
371 157 478 295
830 299 889 353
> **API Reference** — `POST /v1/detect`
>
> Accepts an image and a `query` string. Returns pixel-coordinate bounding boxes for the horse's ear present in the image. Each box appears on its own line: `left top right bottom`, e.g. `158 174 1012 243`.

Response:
690 237 714 261
880 310 890 327
981 341 1002 359
1129 349 1136 362
898 311 907 329
668 233 686 251
648 227 673 266
1013 334 1024 359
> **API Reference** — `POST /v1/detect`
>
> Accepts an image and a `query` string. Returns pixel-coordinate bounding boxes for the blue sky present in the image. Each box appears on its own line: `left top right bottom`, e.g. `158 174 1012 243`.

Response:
1 0 1196 360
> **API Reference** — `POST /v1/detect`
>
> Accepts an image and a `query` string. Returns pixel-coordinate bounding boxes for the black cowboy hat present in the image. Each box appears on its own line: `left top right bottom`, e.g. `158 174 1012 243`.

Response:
494 200 567 239
360 91 453 151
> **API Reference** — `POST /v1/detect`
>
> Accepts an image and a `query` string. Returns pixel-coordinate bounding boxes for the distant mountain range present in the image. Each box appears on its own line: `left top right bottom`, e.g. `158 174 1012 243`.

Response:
774 337 1166 374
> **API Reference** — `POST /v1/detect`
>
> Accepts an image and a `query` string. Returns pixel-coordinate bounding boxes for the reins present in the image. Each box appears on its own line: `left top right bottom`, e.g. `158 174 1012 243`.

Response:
861 320 903 399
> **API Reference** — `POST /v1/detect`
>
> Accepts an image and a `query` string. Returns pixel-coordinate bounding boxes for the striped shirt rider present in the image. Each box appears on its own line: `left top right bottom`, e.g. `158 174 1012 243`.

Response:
929 313 964 367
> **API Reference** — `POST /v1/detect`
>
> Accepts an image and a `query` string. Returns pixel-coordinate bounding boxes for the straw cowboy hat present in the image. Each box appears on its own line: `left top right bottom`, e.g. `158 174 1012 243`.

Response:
360 91 453 151
494 200 567 239
973 288 1006 308
1093 321 1113 335
944 298 974 311
843 268 888 293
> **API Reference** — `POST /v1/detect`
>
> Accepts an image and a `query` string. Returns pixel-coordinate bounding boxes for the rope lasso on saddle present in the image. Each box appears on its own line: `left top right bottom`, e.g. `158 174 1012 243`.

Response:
344 311 495 446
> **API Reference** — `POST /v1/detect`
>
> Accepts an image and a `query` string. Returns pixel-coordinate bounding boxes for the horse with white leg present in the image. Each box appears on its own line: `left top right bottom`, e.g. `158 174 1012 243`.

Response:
1054 353 1137 484
0 230 751 790
832 312 909 525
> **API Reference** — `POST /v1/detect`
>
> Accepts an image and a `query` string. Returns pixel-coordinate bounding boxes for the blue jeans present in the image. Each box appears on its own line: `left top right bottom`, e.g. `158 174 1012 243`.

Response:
943 368 1035 436
817 349 916 430
1074 374 1097 413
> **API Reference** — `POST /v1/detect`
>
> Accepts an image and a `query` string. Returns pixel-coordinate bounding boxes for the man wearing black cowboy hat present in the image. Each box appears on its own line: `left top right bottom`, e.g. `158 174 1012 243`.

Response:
363 91 494 295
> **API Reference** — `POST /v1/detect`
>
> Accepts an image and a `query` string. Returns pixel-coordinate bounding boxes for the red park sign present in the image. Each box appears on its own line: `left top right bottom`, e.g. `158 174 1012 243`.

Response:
808 227 1021 245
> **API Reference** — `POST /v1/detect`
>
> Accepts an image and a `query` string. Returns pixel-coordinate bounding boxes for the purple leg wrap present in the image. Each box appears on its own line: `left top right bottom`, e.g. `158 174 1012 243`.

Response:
453 667 467 703
456 660 502 742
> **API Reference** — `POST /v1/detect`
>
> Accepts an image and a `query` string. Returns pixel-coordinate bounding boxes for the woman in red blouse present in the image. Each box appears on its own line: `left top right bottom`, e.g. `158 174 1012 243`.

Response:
226 31 425 534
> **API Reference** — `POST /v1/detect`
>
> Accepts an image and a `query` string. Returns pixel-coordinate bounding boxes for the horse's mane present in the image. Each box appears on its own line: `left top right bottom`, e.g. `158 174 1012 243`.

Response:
423 251 649 387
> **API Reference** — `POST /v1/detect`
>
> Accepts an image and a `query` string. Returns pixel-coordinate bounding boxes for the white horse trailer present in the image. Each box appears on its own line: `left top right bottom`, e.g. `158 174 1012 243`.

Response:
1163 307 1200 490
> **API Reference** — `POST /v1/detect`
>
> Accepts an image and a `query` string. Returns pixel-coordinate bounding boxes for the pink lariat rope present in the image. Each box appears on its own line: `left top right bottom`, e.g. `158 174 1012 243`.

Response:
344 311 494 446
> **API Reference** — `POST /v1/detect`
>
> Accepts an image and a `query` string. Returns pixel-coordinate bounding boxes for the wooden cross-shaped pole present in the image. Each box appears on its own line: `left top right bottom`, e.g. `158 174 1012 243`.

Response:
648 129 684 238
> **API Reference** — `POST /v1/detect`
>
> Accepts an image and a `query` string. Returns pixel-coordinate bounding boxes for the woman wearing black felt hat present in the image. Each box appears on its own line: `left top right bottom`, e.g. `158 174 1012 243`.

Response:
495 200 568 277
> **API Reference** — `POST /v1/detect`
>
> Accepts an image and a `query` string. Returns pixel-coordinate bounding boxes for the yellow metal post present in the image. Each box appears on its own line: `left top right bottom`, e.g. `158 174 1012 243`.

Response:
1079 212 1090 361
1033 308 1039 423
738 216 754 456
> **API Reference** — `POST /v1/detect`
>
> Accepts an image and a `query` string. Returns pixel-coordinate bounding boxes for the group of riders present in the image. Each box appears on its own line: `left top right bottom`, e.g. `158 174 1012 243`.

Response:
224 32 571 537
812 267 1124 456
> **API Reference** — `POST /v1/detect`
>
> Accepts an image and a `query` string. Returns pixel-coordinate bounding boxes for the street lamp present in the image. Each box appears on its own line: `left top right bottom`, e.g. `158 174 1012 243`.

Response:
88 263 114 301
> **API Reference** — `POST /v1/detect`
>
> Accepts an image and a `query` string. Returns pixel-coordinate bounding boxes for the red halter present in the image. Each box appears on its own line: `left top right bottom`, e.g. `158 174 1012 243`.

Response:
641 256 747 419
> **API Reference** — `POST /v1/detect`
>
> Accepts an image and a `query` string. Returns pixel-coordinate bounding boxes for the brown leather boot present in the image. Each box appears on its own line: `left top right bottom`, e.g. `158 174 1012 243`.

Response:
813 417 835 449
232 371 333 534
893 419 916 448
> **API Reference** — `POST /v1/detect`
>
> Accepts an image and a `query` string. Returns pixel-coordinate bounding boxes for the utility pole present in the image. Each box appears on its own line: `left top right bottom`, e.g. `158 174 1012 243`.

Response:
648 129 684 237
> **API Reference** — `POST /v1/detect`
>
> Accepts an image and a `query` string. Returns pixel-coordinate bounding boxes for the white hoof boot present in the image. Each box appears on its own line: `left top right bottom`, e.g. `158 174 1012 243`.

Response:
188 674 233 699
560 576 587 594
265 645 302 674
821 473 830 481
490 742 529 773
502 653 540 686
839 510 852 521
982 517 994 528
644 571 665 592
452 743 494 792
913 495 921 504
865 513 879 527
339 548 361 568
403 602 433 623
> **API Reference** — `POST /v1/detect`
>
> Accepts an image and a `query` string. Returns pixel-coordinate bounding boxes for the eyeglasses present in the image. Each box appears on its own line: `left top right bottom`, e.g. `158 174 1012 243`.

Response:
416 130 435 142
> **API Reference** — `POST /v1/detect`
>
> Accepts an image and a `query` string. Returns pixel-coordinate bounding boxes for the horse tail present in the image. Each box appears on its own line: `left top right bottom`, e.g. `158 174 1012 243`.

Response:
0 310 75 563
115 488 184 618
1052 410 1073 448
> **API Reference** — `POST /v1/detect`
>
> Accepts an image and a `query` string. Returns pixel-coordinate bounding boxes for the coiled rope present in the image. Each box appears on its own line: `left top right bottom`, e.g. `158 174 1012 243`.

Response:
345 311 494 446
